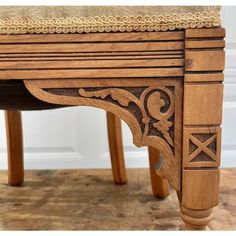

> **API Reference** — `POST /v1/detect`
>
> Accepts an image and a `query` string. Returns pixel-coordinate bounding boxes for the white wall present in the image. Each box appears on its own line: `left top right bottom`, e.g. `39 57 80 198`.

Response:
0 6 235 169
221 6 236 167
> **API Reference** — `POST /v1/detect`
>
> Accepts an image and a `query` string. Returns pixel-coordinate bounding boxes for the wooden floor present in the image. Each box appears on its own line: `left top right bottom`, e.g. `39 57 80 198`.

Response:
0 168 235 230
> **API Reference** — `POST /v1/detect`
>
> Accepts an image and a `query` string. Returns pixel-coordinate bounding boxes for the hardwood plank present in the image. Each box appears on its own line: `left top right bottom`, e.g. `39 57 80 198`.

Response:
182 169 219 209
0 55 183 61
185 40 225 49
0 59 184 69
185 28 225 38
184 83 223 125
0 68 183 79
0 31 184 43
185 50 225 71
185 73 224 82
0 50 183 57
0 41 184 53
24 78 182 88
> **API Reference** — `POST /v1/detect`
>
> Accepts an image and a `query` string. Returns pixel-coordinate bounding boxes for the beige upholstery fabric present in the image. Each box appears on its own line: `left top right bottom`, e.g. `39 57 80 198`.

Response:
0 6 221 34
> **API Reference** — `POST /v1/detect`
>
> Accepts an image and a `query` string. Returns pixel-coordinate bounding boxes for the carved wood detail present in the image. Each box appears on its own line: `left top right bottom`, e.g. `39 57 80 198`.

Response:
180 27 225 230
189 133 217 163
183 121 221 169
44 86 175 149
24 78 182 191
0 27 226 230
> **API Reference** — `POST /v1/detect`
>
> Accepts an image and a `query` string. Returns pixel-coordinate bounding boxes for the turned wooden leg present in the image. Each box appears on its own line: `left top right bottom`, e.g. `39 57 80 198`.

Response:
179 28 225 229
180 169 220 230
4 110 24 186
106 111 127 184
148 147 169 198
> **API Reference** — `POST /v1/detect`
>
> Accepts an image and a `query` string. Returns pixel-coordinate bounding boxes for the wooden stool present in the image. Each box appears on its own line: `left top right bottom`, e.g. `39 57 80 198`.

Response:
0 6 224 229
4 110 169 198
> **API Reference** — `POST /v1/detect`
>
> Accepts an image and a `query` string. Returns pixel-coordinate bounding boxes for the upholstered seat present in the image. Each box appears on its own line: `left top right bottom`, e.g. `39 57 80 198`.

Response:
0 6 221 34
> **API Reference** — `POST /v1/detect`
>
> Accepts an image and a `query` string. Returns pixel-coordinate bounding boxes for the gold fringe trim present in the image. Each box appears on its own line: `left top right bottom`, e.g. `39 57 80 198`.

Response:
0 11 221 34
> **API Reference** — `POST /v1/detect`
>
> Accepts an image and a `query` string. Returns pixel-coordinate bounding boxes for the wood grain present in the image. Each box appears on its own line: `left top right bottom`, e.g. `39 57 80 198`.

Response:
0 31 184 43
185 28 225 39
4 110 24 186
0 31 184 81
180 169 220 230
0 28 226 230
183 84 223 125
185 40 225 49
181 27 225 230
0 58 184 69
182 169 220 210
0 54 183 62
0 68 183 80
0 168 235 230
0 42 184 53
148 147 169 198
0 50 183 58
184 73 224 82
106 112 128 185
185 50 225 71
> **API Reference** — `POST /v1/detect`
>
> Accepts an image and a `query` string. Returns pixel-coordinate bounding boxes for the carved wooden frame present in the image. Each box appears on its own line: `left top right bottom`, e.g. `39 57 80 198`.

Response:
0 27 225 230
183 127 221 168
181 27 225 230
24 78 182 191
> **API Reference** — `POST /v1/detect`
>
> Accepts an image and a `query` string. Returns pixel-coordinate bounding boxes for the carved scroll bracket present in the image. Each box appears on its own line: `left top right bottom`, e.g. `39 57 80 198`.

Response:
24 78 182 191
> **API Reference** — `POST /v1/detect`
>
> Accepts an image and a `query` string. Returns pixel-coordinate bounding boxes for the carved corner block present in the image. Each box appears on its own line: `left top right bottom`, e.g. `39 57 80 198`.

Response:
183 127 221 168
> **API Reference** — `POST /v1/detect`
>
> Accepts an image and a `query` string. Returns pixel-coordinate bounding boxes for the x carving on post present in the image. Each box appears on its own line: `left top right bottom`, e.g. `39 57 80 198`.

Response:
183 127 221 168
189 134 217 162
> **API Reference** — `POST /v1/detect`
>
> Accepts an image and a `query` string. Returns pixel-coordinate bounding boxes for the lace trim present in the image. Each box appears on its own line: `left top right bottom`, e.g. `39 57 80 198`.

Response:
0 10 221 34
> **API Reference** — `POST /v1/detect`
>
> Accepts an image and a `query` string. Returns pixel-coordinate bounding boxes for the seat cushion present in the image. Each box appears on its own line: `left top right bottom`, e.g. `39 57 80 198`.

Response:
0 6 221 34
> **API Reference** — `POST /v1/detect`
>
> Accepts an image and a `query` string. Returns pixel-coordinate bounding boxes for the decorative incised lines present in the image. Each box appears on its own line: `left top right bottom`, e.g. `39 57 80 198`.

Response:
189 133 217 163
183 127 221 168
24 78 182 191
79 86 175 148
44 86 175 152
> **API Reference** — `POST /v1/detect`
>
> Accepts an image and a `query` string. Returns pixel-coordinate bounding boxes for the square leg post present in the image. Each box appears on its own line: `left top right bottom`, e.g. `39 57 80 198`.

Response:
180 28 225 230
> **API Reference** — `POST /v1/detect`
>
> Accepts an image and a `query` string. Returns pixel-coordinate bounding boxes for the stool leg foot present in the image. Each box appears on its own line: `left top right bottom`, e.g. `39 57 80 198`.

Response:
148 147 169 198
106 112 127 184
5 110 24 186
179 169 219 230
180 207 212 230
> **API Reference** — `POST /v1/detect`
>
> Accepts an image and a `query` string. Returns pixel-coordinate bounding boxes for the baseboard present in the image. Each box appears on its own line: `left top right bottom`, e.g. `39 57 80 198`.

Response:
0 148 235 170
0 148 149 170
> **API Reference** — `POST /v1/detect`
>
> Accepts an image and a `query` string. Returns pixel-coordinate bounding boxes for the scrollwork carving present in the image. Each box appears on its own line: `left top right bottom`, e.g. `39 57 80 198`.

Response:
77 86 175 150
24 79 182 191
